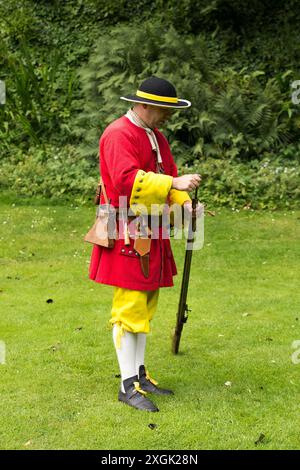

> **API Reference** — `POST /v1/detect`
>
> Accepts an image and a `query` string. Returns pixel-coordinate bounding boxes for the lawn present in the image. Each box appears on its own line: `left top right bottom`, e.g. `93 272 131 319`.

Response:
0 199 299 450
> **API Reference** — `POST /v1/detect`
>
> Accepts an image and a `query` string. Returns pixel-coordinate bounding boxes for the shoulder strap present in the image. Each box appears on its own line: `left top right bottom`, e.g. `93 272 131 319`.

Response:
94 177 102 205
94 177 110 205
100 177 110 205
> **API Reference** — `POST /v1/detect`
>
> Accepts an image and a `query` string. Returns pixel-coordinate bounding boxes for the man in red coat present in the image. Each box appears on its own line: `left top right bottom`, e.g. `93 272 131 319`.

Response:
89 77 201 412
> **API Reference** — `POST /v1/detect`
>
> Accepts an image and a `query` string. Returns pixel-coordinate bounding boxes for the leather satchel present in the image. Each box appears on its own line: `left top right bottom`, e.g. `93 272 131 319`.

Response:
84 178 116 248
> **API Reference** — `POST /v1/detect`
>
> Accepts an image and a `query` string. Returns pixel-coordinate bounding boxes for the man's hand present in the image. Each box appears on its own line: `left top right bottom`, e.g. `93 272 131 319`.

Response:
183 200 204 218
172 174 201 191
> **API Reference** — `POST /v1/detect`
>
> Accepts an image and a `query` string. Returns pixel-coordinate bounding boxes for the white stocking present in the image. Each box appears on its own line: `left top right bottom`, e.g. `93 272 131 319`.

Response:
136 333 147 377
112 324 137 392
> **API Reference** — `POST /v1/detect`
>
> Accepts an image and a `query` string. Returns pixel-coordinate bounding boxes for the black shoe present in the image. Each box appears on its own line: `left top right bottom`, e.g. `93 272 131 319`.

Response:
118 375 159 412
139 366 174 396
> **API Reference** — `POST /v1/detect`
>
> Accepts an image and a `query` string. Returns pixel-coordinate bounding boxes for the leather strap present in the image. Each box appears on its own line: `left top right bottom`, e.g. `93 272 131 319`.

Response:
100 177 110 204
94 178 102 205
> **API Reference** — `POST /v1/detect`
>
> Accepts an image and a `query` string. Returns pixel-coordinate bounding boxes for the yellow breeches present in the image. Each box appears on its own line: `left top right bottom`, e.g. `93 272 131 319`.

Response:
110 287 160 341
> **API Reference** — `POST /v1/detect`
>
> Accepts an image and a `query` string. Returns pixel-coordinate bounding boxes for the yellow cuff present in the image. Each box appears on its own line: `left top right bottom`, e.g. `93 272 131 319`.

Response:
169 189 191 206
130 170 173 214
168 190 191 228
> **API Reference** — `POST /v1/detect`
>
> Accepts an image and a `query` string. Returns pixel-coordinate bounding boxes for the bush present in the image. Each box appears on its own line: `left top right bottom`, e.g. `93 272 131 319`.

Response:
75 21 299 162
186 149 300 209
1 2 299 209
1 144 299 210
0 145 97 204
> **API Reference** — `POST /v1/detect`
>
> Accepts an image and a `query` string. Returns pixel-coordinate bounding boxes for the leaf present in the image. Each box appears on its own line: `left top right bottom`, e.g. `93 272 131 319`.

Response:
48 342 61 352
148 423 157 430
252 71 265 78
281 70 293 80
255 433 266 445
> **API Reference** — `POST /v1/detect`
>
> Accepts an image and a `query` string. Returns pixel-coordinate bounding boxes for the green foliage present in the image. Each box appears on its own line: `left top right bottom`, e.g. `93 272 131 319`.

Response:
185 147 300 210
0 0 101 152
1 144 299 210
0 0 299 209
0 145 97 204
0 44 79 150
75 22 299 161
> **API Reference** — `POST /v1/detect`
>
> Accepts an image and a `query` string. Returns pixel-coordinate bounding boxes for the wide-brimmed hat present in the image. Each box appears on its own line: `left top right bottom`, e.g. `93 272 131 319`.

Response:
120 76 191 108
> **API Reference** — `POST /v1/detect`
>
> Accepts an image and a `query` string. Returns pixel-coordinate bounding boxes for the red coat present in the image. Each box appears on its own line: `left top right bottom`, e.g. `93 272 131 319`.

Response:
88 115 180 291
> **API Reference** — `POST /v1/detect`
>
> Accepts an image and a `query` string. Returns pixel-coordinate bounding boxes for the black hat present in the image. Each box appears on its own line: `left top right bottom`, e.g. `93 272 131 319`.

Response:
120 76 191 108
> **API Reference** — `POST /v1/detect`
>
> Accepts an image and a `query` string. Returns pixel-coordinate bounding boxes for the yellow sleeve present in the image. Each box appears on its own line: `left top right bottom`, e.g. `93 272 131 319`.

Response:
130 170 173 214
168 189 191 206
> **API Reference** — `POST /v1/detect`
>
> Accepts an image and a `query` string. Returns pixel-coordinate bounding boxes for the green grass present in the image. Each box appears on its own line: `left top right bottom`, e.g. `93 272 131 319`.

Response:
0 200 300 450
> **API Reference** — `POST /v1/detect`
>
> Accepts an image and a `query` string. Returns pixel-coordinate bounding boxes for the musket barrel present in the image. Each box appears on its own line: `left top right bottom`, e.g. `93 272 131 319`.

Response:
172 187 198 354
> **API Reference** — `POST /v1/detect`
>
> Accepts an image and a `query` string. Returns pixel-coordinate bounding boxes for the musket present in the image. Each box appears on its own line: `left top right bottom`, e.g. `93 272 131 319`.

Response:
172 187 198 354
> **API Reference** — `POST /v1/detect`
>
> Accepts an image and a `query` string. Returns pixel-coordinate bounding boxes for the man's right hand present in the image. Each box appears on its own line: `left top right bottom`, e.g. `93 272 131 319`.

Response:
171 174 202 191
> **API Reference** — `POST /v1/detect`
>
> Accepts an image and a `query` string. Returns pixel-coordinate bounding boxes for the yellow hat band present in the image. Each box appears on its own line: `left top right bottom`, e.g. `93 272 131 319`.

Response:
136 90 178 103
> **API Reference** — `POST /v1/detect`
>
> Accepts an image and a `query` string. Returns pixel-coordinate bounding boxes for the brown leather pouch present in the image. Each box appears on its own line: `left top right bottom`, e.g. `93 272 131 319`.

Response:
84 178 116 248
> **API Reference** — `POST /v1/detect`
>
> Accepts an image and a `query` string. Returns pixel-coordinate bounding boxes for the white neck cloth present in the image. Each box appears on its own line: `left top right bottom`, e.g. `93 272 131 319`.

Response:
125 109 164 173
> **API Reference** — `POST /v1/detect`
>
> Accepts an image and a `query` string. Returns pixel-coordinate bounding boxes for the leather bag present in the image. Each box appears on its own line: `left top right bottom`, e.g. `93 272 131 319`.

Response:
84 178 116 248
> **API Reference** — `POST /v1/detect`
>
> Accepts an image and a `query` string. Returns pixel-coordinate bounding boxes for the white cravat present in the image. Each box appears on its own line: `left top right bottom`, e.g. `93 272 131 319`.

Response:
125 109 164 173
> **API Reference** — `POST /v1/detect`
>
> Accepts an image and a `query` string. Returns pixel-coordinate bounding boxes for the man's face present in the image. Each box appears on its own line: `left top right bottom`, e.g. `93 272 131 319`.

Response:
148 105 174 128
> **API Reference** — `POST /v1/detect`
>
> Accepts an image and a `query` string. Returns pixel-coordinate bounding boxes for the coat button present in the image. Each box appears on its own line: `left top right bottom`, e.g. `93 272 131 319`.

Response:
136 188 142 192
129 250 133 254
139 179 143 183
121 248 125 253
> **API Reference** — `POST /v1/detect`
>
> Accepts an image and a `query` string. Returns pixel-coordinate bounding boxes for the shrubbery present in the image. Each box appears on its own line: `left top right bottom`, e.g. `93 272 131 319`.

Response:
0 1 299 208
0 145 97 204
76 21 299 164
190 149 300 209
1 144 299 210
